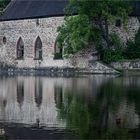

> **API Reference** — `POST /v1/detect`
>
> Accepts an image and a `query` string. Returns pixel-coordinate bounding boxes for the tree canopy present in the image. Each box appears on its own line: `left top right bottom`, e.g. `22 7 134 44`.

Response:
0 0 10 14
0 0 10 7
57 0 133 62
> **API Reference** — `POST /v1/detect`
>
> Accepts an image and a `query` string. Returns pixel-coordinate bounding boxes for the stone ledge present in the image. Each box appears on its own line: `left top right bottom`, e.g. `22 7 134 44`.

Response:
0 66 119 75
110 59 140 70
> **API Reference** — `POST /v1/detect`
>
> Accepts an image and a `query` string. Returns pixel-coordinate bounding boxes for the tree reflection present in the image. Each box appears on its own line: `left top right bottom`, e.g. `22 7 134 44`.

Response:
126 78 140 116
55 77 139 139
54 85 63 109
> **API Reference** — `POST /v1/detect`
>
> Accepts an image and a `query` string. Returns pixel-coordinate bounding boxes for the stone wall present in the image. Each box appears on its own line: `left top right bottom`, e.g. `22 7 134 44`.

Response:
0 17 64 67
0 16 139 74
109 17 140 44
111 59 140 70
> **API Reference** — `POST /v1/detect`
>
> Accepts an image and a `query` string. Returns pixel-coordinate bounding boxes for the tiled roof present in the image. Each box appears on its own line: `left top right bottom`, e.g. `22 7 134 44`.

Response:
0 0 68 21
0 0 140 21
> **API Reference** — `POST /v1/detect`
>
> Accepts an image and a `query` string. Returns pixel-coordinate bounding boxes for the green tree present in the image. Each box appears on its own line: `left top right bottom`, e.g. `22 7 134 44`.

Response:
57 0 131 59
0 0 10 14
124 28 140 59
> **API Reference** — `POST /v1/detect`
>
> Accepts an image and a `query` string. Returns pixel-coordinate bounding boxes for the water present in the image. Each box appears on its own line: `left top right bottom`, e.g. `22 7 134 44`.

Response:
0 75 140 139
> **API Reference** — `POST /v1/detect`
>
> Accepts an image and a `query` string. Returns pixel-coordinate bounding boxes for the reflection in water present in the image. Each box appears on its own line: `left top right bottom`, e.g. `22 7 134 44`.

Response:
34 77 42 108
0 75 139 139
54 76 140 139
54 85 63 109
0 77 65 129
17 78 24 107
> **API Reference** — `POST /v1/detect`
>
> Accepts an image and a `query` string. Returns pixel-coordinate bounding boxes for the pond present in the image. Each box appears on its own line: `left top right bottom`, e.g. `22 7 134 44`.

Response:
0 75 140 139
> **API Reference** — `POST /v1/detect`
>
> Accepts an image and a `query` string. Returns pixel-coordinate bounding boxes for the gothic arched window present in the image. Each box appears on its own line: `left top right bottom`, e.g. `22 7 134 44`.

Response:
34 36 42 60
17 37 24 60
3 36 6 44
54 40 63 59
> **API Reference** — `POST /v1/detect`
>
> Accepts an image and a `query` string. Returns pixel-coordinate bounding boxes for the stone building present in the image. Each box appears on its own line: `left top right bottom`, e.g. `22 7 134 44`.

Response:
0 1 139 73
0 1 67 68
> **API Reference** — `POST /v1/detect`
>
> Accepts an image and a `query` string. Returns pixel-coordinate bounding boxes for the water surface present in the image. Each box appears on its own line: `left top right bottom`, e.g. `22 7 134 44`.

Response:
0 75 140 139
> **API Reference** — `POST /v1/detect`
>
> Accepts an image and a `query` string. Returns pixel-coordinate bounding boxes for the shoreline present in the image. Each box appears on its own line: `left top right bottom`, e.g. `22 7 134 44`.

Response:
0 67 119 76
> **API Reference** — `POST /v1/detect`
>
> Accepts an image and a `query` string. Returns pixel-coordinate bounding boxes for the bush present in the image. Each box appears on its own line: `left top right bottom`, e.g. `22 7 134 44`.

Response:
123 28 140 59
101 33 124 63
102 48 124 64
54 53 63 60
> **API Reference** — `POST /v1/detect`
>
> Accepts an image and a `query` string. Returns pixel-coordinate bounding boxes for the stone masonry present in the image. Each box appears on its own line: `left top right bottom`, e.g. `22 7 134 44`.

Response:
0 16 139 74
110 17 140 44
111 59 140 70
0 17 64 68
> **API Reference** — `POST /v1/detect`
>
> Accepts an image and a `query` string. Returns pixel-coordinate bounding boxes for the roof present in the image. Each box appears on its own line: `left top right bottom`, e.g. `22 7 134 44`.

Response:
130 1 140 17
0 0 68 21
0 0 140 21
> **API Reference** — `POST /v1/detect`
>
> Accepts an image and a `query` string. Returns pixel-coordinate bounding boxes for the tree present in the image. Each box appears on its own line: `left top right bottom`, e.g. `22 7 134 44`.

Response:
0 0 10 14
57 0 131 57
124 28 140 59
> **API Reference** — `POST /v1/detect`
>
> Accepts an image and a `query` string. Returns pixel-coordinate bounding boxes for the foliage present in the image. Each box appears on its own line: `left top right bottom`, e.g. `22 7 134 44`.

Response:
54 52 63 59
102 49 123 64
57 15 94 54
101 33 124 63
0 0 10 8
123 28 140 59
0 0 10 14
57 0 131 60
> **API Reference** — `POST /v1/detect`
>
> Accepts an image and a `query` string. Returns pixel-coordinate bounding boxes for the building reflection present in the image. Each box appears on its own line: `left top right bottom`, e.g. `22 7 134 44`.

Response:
34 77 42 108
0 76 65 128
17 79 24 107
3 99 7 108
0 75 139 139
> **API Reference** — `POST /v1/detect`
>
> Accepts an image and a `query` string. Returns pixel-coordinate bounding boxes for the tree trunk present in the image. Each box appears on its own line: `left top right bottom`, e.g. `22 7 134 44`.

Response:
97 17 110 49
104 18 110 49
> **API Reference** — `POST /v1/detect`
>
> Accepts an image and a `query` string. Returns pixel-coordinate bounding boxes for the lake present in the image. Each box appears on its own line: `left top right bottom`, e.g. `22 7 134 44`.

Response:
0 75 140 139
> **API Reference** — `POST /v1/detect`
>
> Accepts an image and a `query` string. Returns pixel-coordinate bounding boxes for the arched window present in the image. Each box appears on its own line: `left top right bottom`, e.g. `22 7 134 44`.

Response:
34 36 42 60
115 19 121 27
54 40 63 59
17 37 24 59
3 36 6 44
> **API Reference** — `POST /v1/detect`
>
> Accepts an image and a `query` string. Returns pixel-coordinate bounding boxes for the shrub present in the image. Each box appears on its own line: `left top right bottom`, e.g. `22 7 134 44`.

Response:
101 33 124 63
124 28 140 59
54 53 63 60
102 48 124 64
